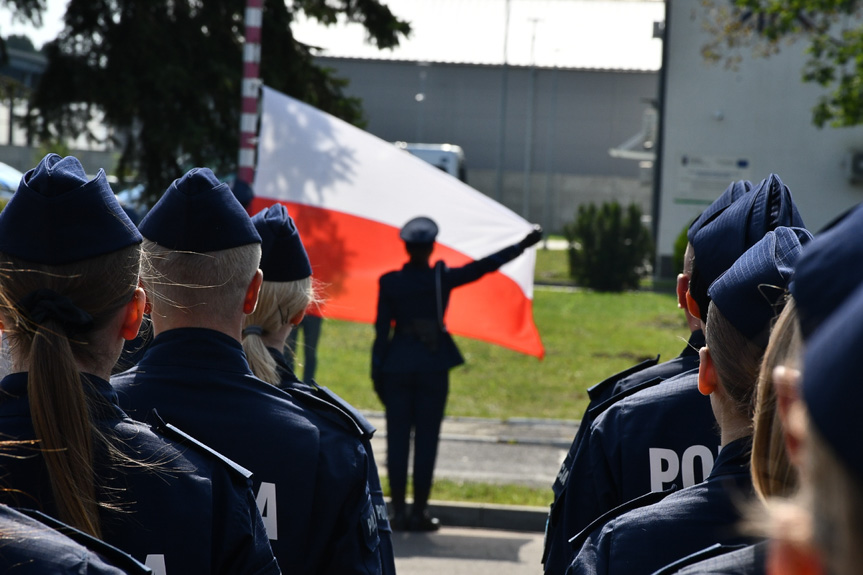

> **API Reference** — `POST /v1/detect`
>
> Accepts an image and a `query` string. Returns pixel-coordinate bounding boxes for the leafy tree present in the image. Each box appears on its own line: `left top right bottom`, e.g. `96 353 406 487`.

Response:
24 0 410 199
702 0 863 128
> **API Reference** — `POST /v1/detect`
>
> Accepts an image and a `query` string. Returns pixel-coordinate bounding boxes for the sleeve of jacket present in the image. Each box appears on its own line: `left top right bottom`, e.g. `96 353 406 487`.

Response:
210 467 281 575
371 276 393 374
445 243 525 289
318 440 382 575
565 520 612 575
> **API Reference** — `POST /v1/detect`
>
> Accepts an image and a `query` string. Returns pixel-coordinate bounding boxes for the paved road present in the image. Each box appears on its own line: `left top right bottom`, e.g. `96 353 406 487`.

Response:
365 413 579 489
392 526 544 575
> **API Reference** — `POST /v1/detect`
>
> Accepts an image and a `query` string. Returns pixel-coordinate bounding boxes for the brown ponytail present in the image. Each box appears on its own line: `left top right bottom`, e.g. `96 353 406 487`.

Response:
0 244 142 538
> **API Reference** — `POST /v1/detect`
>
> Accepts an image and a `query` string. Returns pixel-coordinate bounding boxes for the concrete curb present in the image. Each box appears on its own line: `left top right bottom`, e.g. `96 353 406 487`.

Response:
390 499 549 533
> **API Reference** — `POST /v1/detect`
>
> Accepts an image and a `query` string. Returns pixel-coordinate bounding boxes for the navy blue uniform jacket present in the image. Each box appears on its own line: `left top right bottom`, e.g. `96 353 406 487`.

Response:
113 328 380 575
652 541 767 575
372 244 523 374
269 347 397 575
544 331 704 574
0 373 278 575
0 505 151 574
557 369 721 566
566 437 756 575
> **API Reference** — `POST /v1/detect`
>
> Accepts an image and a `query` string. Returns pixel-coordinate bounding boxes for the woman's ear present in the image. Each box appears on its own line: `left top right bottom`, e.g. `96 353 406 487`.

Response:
289 311 306 326
243 269 264 315
685 290 701 321
120 287 147 341
774 366 806 470
698 346 718 396
139 280 152 315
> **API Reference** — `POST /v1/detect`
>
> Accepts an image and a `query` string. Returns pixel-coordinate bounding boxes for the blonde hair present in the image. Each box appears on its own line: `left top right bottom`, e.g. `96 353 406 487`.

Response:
0 244 141 538
751 298 801 501
141 239 261 317
242 277 315 385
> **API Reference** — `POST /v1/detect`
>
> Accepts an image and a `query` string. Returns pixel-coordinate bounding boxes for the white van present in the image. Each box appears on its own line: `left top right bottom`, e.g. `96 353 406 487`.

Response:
394 142 467 183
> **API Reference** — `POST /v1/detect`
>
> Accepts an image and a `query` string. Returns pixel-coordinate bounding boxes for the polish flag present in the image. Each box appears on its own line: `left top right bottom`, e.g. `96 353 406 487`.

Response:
251 86 544 359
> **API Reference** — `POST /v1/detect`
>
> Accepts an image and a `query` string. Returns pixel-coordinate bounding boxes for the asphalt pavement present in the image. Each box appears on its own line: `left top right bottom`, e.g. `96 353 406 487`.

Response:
363 411 580 533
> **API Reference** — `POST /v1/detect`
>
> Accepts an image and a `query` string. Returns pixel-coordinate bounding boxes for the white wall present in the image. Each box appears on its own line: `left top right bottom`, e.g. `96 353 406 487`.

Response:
657 1 863 275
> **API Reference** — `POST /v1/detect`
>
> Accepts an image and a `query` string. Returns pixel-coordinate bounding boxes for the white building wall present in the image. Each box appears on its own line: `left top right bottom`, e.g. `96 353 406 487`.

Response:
657 1 863 276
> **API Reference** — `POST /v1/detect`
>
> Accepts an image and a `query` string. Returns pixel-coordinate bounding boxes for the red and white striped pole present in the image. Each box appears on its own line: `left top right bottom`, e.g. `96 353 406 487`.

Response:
238 0 263 190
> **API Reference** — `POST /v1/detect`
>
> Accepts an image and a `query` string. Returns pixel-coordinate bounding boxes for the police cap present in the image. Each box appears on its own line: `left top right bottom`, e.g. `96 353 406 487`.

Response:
400 216 438 244
791 201 863 340
0 153 142 265
708 226 811 347
802 279 863 484
687 179 752 242
252 203 312 282
689 174 805 321
139 167 260 252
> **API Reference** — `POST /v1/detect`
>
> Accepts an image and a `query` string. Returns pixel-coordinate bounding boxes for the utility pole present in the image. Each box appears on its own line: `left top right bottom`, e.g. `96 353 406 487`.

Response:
238 0 263 191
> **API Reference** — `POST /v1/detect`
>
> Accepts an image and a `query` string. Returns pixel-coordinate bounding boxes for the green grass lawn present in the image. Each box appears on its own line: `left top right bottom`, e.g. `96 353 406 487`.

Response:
301 250 688 504
308 249 688 421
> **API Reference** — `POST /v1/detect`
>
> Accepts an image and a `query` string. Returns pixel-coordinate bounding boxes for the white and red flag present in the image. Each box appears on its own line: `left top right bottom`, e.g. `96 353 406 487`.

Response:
251 86 544 359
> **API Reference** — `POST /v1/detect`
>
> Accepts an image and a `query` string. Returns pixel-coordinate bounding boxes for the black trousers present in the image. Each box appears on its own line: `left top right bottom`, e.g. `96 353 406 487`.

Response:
382 370 449 510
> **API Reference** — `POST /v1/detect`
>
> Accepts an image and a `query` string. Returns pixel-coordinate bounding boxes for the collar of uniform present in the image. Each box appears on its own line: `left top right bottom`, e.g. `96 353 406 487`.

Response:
0 372 124 421
266 346 303 386
706 436 752 482
143 328 255 375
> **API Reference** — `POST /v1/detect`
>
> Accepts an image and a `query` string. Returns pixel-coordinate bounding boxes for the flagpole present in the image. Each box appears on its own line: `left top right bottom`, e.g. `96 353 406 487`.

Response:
238 0 263 190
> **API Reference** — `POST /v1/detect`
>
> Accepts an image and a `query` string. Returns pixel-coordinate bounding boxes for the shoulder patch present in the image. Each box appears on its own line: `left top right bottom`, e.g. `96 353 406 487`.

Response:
284 388 366 438
587 355 660 401
360 497 381 553
568 485 677 552
146 409 253 480
586 376 664 420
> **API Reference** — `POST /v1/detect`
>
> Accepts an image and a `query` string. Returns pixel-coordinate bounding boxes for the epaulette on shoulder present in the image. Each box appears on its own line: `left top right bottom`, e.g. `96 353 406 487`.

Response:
146 409 253 480
650 542 753 575
284 387 366 438
586 376 663 420
15 507 154 575
307 381 376 440
587 356 660 401
568 485 677 552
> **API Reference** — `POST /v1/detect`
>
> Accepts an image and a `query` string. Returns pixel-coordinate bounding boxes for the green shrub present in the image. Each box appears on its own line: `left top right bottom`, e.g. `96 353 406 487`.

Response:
563 201 653 292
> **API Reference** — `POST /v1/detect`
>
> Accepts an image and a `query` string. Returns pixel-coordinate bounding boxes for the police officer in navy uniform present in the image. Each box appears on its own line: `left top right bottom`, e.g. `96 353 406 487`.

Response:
113 169 381 575
652 200 863 575
0 155 278 574
372 216 542 531
240 203 397 575
547 175 805 573
567 226 810 575
542 180 753 575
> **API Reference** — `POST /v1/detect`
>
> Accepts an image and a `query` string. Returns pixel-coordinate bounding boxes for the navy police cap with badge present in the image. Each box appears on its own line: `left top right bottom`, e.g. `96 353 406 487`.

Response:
0 153 142 265
138 167 260 251
252 203 312 282
689 174 804 321
791 201 863 340
400 216 438 244
708 226 811 347
802 279 863 485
